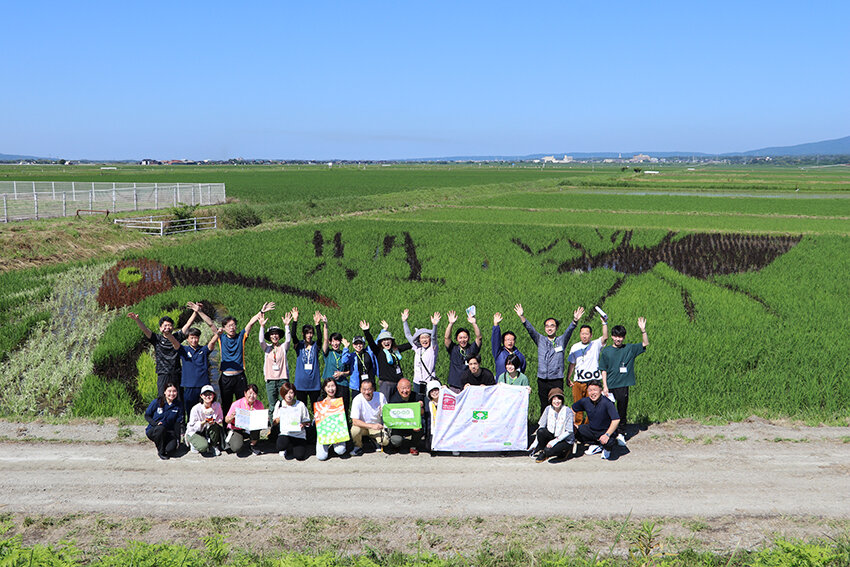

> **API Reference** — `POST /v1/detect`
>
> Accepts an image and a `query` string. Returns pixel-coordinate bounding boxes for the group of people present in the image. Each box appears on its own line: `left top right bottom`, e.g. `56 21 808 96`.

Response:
130 302 648 462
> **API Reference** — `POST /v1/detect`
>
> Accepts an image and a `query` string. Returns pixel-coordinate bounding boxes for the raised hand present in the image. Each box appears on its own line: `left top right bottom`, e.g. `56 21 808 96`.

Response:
282 312 292 325
127 312 140 321
573 306 585 322
313 311 322 325
431 312 441 325
447 310 458 324
186 301 201 312
359 320 370 331
258 314 268 327
514 304 524 318
466 313 477 325
493 312 502 325
638 317 647 332
341 338 350 349
291 307 299 321
401 309 409 322
380 319 389 330
261 302 275 313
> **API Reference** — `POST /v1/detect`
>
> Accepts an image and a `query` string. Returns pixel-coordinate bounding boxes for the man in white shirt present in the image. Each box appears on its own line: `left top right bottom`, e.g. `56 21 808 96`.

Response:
350 379 389 455
567 313 608 426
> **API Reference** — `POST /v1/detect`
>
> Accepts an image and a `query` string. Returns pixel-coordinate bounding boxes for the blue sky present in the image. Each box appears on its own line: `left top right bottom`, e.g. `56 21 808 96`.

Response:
2 1 848 160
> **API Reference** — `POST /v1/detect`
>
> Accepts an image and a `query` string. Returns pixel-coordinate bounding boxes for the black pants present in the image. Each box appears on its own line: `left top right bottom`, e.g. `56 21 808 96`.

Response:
575 424 618 452
296 390 320 414
276 435 308 460
414 381 427 403
219 372 248 418
146 424 179 457
610 386 629 435
336 385 351 418
157 372 182 397
389 428 423 450
534 427 572 458
537 378 564 414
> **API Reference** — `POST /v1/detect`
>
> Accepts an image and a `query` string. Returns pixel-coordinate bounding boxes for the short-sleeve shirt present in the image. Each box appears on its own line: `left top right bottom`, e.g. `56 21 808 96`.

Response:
599 343 646 389
572 396 619 432
225 396 265 430
272 400 310 440
178 344 211 388
350 392 387 425
148 330 187 375
446 341 481 389
568 338 604 383
293 341 321 391
219 330 247 374
322 349 348 387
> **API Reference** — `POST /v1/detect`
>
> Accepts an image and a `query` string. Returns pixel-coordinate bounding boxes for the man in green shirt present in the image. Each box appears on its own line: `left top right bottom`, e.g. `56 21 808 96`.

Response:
600 317 648 447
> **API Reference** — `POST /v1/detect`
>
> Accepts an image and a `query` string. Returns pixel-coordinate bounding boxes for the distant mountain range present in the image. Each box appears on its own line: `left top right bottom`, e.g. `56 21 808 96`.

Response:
3 135 850 163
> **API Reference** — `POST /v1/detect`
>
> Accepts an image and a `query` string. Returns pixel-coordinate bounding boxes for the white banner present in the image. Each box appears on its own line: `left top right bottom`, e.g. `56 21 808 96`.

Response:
432 385 529 452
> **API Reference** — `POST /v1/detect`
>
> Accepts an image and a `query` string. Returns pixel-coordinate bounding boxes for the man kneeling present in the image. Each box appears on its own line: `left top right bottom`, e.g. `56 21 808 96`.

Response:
387 378 424 455
350 379 389 456
571 380 620 460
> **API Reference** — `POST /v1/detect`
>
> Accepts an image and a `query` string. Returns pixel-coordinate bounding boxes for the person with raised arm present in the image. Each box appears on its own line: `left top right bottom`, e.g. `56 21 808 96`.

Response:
491 311 527 378
258 309 293 429
320 312 352 415
600 317 648 446
343 334 376 404
567 311 609 426
401 309 440 401
443 310 482 393
127 301 201 397
163 306 220 419
291 308 323 410
215 302 272 418
361 319 412 401
514 303 583 415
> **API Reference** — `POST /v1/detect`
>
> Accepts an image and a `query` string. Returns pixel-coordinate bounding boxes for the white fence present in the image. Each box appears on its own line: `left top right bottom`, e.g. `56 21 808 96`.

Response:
0 182 226 222
113 215 218 236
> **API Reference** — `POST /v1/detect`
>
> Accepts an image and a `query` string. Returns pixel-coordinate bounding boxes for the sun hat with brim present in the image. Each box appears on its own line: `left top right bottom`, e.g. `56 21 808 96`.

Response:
412 328 432 348
548 387 566 402
376 329 394 342
265 326 284 342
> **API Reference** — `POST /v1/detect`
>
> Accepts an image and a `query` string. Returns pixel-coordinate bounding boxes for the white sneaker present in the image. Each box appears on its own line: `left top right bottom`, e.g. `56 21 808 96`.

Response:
602 449 611 460
279 451 287 458
617 434 627 447
587 444 602 455
213 447 221 456
452 451 460 456
189 444 198 454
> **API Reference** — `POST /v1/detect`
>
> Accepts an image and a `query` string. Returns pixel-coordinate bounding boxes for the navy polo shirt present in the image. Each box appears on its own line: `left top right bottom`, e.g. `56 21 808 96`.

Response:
572 396 620 432
179 344 211 388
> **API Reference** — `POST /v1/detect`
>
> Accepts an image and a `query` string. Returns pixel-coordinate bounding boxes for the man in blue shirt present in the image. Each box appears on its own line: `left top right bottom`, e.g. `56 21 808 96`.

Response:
572 380 620 460
491 311 527 378
216 302 272 418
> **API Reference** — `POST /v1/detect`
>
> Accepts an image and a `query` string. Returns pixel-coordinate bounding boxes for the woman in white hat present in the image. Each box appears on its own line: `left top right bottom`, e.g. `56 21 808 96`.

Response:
186 385 224 456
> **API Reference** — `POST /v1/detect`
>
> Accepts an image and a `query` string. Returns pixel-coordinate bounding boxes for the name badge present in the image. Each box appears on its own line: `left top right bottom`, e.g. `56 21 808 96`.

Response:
619 365 628 373
554 346 563 353
395 366 402 374
187 351 192 358
304 363 313 371
272 364 280 371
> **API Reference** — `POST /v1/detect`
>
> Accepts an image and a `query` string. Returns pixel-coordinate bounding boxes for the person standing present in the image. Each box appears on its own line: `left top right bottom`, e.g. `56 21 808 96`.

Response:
291 308 323 410
443 310 482 393
361 319 412 401
514 303 584 414
216 303 272 418
600 317 648 446
567 312 609 426
164 321 220 420
128 301 204 397
491 312 527 378
258 309 293 428
320 313 352 415
343 335 377 402
401 309 440 401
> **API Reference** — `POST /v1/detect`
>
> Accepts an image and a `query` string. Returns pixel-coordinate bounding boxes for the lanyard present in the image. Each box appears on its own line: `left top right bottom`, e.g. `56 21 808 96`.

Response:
302 343 312 364
331 350 341 370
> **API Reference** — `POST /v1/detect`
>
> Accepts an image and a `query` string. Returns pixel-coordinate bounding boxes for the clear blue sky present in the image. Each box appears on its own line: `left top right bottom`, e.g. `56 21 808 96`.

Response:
3 1 848 160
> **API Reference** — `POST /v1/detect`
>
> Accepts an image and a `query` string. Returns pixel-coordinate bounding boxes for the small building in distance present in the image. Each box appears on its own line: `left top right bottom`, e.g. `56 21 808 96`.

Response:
140 158 160 165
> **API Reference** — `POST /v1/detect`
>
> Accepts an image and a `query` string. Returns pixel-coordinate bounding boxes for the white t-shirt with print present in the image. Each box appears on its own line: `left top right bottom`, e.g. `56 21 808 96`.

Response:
568 337 604 383
350 392 387 424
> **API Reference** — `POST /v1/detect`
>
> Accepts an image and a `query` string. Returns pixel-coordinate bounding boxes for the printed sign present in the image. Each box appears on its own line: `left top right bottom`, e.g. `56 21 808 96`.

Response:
382 402 422 429
432 385 528 452
235 408 268 431
314 397 350 445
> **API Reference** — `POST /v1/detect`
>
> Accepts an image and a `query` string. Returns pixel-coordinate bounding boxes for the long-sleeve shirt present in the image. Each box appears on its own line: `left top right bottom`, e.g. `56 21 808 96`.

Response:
292 340 320 392
186 402 224 437
403 320 439 385
538 405 575 445
343 347 377 392
364 328 412 384
144 399 183 433
522 319 578 380
259 325 292 381
491 325 527 377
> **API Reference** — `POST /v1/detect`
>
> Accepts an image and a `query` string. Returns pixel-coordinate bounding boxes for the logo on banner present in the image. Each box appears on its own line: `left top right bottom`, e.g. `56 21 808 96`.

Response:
389 407 415 419
472 410 489 421
442 393 456 411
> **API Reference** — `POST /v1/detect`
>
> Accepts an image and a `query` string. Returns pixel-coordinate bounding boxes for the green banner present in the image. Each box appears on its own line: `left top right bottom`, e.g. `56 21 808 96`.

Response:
382 402 422 429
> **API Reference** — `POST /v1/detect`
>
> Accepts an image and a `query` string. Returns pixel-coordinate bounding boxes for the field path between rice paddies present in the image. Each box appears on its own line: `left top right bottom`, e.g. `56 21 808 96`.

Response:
1 418 848 520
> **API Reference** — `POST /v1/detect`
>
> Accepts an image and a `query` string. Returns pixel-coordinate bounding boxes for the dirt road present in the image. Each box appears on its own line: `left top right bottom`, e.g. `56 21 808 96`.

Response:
1 417 848 519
